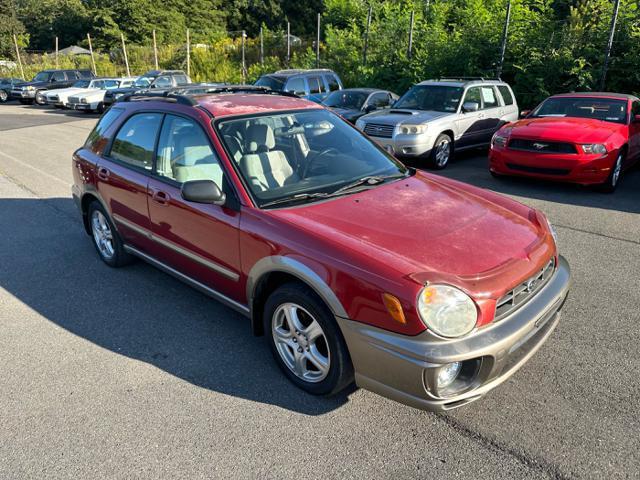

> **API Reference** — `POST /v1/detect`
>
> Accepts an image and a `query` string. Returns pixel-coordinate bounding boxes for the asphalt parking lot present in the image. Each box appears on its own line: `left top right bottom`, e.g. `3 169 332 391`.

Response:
0 103 639 479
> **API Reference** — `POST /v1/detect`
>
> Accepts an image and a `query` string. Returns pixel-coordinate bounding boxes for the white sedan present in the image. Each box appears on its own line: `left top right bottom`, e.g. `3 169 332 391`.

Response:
44 78 126 109
66 78 136 113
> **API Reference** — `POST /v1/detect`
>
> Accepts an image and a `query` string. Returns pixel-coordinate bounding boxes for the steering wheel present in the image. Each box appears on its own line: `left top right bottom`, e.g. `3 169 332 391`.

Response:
302 147 340 178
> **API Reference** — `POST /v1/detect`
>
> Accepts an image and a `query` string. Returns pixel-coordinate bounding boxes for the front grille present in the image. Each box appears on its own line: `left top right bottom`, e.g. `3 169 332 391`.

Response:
68 96 80 104
506 163 570 176
363 123 395 138
495 259 556 321
508 138 576 154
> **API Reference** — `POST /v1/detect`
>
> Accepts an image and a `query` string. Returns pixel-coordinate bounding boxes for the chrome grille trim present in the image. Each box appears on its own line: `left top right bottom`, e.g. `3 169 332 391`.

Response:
363 123 395 138
495 258 556 321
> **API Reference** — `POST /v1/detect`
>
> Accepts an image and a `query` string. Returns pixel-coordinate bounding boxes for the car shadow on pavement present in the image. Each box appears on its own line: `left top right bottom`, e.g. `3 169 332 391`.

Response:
403 149 640 215
0 197 352 415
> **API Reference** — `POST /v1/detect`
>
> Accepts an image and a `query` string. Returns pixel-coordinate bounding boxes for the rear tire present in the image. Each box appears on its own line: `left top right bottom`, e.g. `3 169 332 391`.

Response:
0 90 8 103
263 282 354 396
428 133 453 169
87 201 133 267
96 102 105 114
597 151 624 193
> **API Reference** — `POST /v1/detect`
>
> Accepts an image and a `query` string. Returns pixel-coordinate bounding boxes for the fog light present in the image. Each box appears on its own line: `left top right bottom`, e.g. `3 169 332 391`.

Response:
437 362 462 389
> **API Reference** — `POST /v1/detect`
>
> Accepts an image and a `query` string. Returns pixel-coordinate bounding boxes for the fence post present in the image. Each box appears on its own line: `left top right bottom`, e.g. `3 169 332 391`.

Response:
600 0 621 90
121 33 130 77
497 0 512 78
87 33 97 75
186 28 191 78
13 34 25 80
241 30 247 83
286 22 291 66
407 11 414 59
55 36 59 69
152 29 159 70
316 13 321 68
260 27 264 66
363 5 372 66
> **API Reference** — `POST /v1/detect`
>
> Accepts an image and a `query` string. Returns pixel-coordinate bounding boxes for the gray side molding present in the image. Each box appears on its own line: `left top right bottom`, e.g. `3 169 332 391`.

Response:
247 256 349 319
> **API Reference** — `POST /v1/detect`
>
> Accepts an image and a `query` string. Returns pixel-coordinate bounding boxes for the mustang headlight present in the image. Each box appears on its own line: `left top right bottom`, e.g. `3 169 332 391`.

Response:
398 124 427 135
417 285 478 338
581 144 607 154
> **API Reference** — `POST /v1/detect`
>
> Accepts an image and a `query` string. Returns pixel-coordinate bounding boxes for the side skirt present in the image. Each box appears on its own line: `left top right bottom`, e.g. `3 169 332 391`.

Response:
123 244 251 318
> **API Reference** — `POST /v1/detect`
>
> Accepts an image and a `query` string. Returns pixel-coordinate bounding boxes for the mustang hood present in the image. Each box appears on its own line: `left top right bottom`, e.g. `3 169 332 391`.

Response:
273 172 548 282
509 117 621 144
362 109 452 125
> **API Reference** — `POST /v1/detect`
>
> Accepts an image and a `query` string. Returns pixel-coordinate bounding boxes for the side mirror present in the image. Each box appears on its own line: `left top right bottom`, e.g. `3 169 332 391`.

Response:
364 104 377 113
181 180 226 206
520 110 531 118
462 101 479 113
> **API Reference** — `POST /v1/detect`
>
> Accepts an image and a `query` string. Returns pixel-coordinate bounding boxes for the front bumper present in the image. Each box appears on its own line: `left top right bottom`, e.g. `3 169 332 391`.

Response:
11 89 36 99
490 146 615 185
66 102 92 110
368 133 434 157
337 255 571 411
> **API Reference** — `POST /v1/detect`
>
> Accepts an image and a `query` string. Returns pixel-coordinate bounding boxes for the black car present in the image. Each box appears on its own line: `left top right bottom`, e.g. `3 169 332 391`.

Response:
321 88 399 123
10 69 94 105
103 70 191 107
255 69 343 103
0 77 23 103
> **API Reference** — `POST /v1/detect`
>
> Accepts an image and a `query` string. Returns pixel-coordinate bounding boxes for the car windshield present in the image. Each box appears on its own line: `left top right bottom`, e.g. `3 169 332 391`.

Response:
33 72 50 82
323 91 368 110
255 75 286 91
72 80 91 88
133 76 154 87
393 85 463 113
531 97 628 124
217 109 408 207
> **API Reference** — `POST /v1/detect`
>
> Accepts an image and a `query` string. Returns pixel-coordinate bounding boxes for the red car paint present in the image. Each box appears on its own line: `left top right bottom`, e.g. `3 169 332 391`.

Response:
72 94 557 337
489 93 640 185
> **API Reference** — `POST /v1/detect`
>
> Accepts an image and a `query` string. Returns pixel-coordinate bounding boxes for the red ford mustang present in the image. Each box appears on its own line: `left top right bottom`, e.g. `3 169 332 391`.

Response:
489 92 640 191
72 88 570 411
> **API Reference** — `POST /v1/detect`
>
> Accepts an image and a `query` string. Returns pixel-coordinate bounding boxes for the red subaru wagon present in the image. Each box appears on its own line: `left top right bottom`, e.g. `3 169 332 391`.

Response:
72 88 571 411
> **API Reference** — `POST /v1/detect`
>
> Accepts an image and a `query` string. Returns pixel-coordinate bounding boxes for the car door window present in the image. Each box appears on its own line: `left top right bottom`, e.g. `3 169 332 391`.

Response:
284 77 306 95
156 114 225 187
497 85 514 106
480 86 499 109
104 80 119 89
463 87 482 108
325 75 340 92
307 76 323 94
631 101 640 119
109 113 163 170
174 75 189 86
153 76 172 88
369 92 390 108
51 71 66 82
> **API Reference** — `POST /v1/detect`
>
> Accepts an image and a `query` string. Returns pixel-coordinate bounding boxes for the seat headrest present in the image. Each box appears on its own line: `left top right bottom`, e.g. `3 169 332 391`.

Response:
174 129 208 166
245 124 275 153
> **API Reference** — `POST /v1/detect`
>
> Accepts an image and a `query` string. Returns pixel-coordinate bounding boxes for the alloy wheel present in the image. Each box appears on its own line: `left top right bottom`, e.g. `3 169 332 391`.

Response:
611 153 623 187
271 302 331 383
0 90 7 102
91 210 115 260
435 138 451 167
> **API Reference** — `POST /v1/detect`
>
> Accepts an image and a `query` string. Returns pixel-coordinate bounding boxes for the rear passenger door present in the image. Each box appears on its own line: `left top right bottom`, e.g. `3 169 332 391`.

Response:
478 85 502 140
497 85 518 123
97 112 163 252
147 114 242 300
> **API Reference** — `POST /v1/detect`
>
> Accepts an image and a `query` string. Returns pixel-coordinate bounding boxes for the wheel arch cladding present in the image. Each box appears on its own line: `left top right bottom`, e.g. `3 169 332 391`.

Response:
247 256 349 336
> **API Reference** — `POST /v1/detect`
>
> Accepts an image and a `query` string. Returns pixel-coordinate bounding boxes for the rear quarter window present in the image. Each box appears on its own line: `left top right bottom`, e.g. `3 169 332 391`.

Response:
85 108 124 152
497 85 514 106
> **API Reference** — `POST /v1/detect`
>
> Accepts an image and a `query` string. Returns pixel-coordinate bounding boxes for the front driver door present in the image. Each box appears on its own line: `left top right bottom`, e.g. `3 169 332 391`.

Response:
628 100 640 165
455 87 484 148
147 113 242 301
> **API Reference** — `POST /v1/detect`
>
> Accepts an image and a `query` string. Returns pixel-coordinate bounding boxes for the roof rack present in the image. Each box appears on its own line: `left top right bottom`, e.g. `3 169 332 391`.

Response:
121 92 197 106
432 76 502 82
120 85 299 106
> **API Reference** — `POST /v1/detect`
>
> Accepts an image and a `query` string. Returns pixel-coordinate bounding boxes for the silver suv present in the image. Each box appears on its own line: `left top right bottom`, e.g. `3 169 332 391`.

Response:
355 78 518 169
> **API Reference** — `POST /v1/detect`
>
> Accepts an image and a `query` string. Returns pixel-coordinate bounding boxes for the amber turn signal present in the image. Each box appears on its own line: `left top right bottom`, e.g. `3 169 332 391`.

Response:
382 293 407 324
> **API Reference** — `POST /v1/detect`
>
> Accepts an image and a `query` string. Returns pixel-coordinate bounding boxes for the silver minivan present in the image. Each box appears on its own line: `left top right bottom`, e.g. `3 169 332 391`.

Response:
355 78 519 169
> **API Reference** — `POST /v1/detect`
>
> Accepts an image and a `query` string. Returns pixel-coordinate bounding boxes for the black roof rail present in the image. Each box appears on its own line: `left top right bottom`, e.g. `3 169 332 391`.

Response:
120 92 197 106
433 76 503 82
186 85 300 98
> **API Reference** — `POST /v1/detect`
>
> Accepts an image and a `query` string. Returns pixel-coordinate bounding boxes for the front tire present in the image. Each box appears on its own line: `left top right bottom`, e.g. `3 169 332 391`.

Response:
35 91 47 106
598 151 624 193
428 133 453 169
0 90 8 103
264 283 354 396
88 201 133 267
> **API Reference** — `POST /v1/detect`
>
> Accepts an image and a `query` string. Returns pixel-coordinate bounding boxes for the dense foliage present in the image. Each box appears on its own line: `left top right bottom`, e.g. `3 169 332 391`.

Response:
1 0 639 106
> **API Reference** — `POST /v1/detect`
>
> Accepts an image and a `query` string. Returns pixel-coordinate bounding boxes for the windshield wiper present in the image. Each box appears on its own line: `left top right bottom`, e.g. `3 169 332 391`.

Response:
331 173 407 196
260 192 330 208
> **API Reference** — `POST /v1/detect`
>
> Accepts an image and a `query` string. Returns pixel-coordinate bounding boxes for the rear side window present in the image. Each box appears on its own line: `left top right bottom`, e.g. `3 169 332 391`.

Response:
77 70 93 79
480 86 499 109
174 75 189 85
307 76 323 94
497 85 514 106
325 75 340 92
109 113 163 170
284 77 306 95
51 71 66 82
154 76 172 88
85 108 124 151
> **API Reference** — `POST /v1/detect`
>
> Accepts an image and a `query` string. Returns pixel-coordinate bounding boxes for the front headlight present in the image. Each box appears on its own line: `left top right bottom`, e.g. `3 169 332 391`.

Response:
491 132 509 147
81 98 87 104
581 144 607 154
114 93 123 99
398 124 427 135
417 285 478 338
355 119 365 131
22 86 35 91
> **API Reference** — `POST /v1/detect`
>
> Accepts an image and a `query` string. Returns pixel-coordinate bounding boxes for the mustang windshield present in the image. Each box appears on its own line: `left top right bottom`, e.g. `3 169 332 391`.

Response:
531 97 628 124
217 109 408 207
323 91 368 110
393 85 463 113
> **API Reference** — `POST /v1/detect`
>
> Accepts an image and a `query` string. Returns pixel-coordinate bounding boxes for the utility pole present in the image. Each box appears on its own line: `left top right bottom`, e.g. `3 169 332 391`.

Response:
13 34 25 80
260 26 264 66
55 36 59 69
87 33 97 75
407 11 415 59
152 29 159 70
362 5 372 66
121 33 130 77
316 13 321 68
286 22 291 66
600 0 621 90
497 0 512 78
186 28 191 78
241 30 247 83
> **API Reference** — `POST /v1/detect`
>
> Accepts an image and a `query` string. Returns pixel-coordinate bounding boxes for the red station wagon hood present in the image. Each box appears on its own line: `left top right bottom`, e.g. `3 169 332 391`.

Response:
271 172 550 288
508 117 623 143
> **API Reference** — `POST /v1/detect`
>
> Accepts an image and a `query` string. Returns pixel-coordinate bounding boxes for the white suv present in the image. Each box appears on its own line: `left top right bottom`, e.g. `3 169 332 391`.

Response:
355 78 518 169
